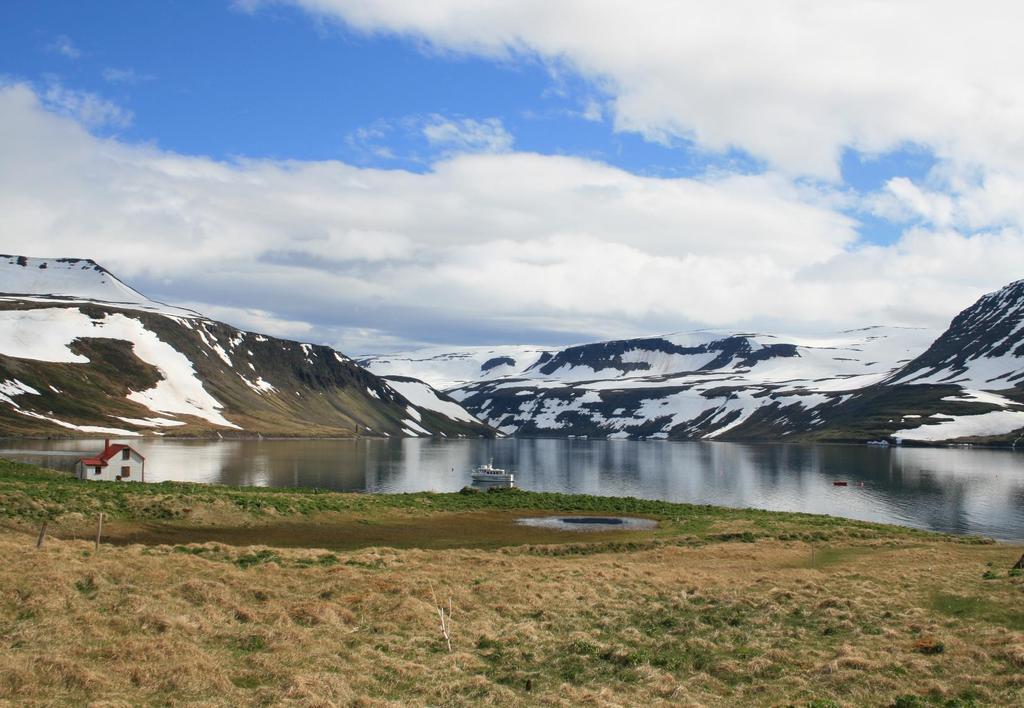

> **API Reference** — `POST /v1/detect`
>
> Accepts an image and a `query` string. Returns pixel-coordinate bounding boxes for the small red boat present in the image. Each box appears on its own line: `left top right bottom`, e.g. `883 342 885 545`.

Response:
833 481 849 486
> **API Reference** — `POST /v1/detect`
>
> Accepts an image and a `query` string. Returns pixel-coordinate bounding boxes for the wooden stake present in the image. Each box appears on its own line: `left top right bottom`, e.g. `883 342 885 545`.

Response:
36 520 48 549
428 581 453 653
94 512 104 553
810 546 815 568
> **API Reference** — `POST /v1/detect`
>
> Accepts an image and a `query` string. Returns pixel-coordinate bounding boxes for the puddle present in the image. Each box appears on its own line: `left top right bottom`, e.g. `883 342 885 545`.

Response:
515 516 657 532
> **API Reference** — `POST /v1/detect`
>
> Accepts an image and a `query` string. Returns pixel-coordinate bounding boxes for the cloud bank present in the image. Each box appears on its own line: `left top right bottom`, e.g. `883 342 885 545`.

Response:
1 72 1023 352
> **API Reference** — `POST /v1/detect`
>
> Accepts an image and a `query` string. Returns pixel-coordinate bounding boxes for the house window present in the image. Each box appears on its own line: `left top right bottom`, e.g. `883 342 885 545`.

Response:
122 448 130 460
121 466 131 478
94 466 102 475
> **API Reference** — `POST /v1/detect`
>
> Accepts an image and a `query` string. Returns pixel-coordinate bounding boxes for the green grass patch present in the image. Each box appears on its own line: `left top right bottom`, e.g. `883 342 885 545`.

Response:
0 459 974 549
890 693 981 707
930 592 1024 631
0 457 997 557
0 458 966 541
230 634 267 654
73 575 98 599
234 550 281 569
229 675 264 689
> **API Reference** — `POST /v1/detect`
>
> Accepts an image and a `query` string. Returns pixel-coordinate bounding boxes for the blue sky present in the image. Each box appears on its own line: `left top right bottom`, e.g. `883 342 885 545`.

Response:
1 1 690 171
1 1 1022 351
1 1 915 198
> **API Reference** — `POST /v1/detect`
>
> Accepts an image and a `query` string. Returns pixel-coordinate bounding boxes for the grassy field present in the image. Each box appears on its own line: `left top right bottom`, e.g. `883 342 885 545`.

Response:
0 459 1022 706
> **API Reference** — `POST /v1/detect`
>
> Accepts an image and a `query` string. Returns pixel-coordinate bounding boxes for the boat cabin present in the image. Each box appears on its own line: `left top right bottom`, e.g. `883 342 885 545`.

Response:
75 439 145 482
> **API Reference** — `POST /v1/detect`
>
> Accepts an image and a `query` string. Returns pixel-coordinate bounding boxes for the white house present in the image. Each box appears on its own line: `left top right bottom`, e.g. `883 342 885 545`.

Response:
75 440 146 482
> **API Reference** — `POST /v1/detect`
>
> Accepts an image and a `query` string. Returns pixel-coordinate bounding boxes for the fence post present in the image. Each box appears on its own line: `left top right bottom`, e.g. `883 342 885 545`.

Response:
36 520 48 549
95 512 104 553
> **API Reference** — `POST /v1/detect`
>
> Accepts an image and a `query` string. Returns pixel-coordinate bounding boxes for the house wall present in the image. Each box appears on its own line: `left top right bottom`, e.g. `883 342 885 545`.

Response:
77 449 146 482
122 450 145 482
78 462 121 482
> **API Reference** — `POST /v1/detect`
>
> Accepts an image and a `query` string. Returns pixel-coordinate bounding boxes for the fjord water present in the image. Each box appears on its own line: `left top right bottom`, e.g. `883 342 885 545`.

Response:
3 438 1023 540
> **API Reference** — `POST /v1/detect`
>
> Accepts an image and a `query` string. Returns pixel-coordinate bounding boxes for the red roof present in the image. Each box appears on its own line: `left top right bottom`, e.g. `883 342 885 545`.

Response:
78 442 143 467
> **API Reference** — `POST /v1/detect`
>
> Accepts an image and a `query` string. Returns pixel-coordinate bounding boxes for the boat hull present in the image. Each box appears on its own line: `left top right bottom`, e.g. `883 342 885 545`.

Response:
471 473 514 483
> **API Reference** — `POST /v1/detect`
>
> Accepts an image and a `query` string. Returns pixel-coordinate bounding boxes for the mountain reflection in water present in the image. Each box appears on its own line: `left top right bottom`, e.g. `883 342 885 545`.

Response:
2 438 1022 540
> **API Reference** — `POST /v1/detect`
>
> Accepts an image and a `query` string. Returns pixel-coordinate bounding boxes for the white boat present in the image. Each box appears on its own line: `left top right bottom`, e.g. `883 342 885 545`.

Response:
471 460 514 483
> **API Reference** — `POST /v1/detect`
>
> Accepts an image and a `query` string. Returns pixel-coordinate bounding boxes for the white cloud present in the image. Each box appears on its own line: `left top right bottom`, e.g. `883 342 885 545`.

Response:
39 82 133 130
1 82 1023 352
870 177 955 227
344 113 512 163
102 67 154 84
271 0 1024 181
46 35 80 60
580 98 603 123
422 116 513 153
176 303 315 340
329 326 427 354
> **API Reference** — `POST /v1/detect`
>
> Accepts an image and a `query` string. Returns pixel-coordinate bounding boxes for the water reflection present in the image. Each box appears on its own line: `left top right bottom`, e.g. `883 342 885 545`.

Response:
1 437 1022 540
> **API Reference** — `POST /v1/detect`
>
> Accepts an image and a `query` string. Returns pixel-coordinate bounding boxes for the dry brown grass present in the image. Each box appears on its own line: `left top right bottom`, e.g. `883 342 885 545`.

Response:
1 528 1022 707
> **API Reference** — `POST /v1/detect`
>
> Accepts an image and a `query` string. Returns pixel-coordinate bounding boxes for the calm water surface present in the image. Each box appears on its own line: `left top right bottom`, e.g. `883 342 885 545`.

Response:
2 438 1023 540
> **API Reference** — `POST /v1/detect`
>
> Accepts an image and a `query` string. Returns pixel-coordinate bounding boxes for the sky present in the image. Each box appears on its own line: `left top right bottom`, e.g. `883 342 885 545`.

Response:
2 1 1024 353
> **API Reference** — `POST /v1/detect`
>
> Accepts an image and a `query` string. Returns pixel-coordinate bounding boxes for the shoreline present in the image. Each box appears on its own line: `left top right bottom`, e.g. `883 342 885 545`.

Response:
0 449 1019 541
0 457 1001 547
2 432 1023 451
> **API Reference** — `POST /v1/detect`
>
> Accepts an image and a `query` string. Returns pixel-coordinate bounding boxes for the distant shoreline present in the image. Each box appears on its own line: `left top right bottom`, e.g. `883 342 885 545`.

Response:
0 432 1020 451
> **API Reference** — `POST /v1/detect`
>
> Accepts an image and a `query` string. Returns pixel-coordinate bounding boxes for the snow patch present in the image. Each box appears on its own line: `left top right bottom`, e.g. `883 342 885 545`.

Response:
402 417 432 435
0 379 40 406
113 416 186 428
196 325 233 366
383 377 480 424
16 408 140 436
896 410 1024 441
0 308 239 429
239 374 277 394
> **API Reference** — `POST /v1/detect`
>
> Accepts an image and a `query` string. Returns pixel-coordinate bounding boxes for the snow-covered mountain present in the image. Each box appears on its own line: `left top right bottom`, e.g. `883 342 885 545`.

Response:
0 254 200 316
866 279 1024 443
891 278 1024 389
359 345 556 390
7 254 1023 444
367 278 1024 445
0 256 492 438
363 327 938 440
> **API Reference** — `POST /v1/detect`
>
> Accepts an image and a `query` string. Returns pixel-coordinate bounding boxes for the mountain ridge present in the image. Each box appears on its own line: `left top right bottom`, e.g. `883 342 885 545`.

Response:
6 254 1024 445
362 326 938 440
0 256 494 439
361 281 1024 445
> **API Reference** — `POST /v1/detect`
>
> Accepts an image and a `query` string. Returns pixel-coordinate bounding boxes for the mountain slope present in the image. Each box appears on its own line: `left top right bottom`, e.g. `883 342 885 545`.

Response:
0 257 493 438
890 278 1024 390
364 328 937 440
0 253 200 316
816 279 1024 444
